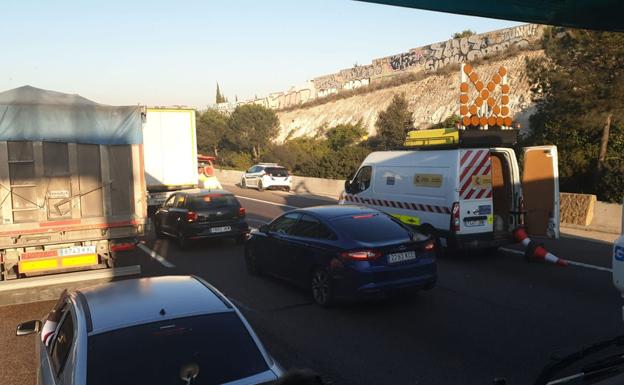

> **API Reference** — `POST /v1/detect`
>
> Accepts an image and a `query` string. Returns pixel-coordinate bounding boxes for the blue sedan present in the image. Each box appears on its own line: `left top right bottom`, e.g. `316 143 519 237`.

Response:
244 205 437 306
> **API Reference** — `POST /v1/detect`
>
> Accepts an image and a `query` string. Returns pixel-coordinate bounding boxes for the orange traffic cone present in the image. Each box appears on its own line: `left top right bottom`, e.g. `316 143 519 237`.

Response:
512 227 567 266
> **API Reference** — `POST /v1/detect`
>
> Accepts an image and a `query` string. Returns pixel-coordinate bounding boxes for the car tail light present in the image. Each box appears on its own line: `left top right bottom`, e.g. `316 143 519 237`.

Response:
451 202 460 233
422 240 435 252
340 250 381 261
239 207 246 217
110 243 136 252
518 196 526 226
187 211 198 222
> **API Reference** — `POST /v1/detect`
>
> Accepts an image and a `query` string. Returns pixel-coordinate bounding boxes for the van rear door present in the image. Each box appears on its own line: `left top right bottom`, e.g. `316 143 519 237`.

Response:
522 146 560 239
458 149 494 235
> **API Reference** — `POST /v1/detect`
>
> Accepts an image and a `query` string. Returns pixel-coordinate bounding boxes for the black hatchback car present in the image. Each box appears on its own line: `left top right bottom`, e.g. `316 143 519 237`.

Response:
155 189 249 249
245 205 437 306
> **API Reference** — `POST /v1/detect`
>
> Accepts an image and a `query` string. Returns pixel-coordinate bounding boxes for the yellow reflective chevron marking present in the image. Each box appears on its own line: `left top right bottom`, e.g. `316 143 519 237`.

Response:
391 214 421 226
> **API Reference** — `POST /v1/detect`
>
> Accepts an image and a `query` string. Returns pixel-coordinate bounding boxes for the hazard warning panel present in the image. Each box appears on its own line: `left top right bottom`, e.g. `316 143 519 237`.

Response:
459 149 492 200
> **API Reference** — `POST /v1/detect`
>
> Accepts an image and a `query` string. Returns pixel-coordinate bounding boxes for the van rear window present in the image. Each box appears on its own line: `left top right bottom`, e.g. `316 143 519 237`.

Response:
265 167 288 177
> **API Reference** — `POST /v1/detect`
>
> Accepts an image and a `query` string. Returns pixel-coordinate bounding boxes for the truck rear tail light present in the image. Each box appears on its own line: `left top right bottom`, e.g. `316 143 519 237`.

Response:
111 243 136 252
239 207 246 217
451 202 461 233
340 250 381 261
187 211 198 222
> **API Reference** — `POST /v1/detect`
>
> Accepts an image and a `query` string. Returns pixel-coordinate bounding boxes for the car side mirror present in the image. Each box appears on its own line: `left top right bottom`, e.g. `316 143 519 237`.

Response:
16 320 42 336
259 224 270 234
344 180 352 194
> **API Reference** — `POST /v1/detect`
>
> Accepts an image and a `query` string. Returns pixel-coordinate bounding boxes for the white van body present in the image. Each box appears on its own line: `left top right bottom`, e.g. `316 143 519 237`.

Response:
340 146 559 250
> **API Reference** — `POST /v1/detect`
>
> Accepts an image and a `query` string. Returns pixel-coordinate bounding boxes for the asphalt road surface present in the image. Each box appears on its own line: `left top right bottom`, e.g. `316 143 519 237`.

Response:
1 183 620 385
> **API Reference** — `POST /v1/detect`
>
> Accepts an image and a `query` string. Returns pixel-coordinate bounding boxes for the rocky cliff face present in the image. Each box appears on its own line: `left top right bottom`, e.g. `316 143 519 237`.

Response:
276 50 542 142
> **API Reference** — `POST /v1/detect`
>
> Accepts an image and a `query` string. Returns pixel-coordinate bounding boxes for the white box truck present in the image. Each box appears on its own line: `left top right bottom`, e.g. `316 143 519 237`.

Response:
143 108 199 214
340 129 559 251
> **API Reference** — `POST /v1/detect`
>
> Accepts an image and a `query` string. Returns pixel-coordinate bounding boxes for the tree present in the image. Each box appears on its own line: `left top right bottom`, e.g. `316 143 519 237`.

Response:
228 104 280 160
525 27 624 201
326 122 366 151
370 93 414 150
431 114 462 129
196 109 229 157
452 30 475 39
215 83 226 104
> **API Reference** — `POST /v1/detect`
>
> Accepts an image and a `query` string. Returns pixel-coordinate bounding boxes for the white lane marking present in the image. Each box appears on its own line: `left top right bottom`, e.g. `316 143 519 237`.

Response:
236 195 298 209
137 243 175 268
499 247 612 273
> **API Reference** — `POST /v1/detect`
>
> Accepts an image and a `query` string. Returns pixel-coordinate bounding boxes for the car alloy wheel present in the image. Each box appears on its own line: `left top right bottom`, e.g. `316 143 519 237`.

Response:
257 180 264 191
311 268 333 306
241 178 246 188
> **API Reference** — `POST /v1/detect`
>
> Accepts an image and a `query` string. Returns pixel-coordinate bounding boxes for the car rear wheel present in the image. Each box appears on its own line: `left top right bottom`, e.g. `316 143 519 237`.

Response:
177 231 190 250
241 177 247 188
257 180 264 191
245 247 261 275
311 268 333 307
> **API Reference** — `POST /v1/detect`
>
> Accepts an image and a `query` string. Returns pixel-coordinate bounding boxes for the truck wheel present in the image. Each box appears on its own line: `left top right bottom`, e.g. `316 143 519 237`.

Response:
154 221 164 239
257 180 264 191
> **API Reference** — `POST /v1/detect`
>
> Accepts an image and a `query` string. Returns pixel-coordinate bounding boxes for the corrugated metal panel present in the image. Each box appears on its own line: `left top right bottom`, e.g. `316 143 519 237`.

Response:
109 146 134 216
77 144 103 218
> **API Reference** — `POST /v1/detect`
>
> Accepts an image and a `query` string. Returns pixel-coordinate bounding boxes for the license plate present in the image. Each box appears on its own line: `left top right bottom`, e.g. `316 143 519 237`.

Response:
387 250 416 264
210 226 231 233
58 246 96 256
465 219 485 227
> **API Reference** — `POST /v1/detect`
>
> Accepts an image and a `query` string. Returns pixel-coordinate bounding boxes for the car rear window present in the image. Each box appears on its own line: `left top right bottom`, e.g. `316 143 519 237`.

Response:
87 312 269 385
331 213 411 243
187 194 239 210
265 167 289 177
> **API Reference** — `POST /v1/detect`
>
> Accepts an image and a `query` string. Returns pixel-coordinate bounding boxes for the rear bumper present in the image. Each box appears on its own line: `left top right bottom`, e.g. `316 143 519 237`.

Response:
332 259 437 299
447 232 514 250
261 178 291 188
181 220 249 240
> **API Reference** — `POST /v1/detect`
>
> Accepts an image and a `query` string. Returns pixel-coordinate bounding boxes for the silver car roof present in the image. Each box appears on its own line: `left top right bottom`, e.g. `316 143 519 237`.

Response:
78 275 232 335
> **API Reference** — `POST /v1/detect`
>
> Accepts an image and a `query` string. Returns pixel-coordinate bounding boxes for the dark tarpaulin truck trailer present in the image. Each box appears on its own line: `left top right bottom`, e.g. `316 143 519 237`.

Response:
0 86 146 280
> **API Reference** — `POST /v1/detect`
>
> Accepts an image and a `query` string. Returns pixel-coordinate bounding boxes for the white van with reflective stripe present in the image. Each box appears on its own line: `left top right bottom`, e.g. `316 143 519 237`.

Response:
340 145 559 251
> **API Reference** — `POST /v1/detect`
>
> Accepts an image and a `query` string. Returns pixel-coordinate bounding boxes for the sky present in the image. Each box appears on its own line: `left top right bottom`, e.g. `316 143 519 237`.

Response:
1 0 521 108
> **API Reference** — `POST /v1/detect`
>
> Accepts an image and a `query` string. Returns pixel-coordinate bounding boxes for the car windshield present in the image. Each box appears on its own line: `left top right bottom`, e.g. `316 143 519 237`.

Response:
330 213 411 243
86 313 268 385
187 195 239 210
265 167 288 177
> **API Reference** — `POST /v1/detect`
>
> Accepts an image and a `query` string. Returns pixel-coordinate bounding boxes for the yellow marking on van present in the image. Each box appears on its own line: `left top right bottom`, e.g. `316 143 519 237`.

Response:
487 215 494 224
472 175 492 187
391 214 421 226
19 258 58 272
61 254 98 268
413 174 443 188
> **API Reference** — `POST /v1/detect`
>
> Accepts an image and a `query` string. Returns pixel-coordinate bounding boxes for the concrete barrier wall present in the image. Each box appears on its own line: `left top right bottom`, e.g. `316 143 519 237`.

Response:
215 169 345 198
216 169 622 234
591 201 622 234
560 193 596 226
